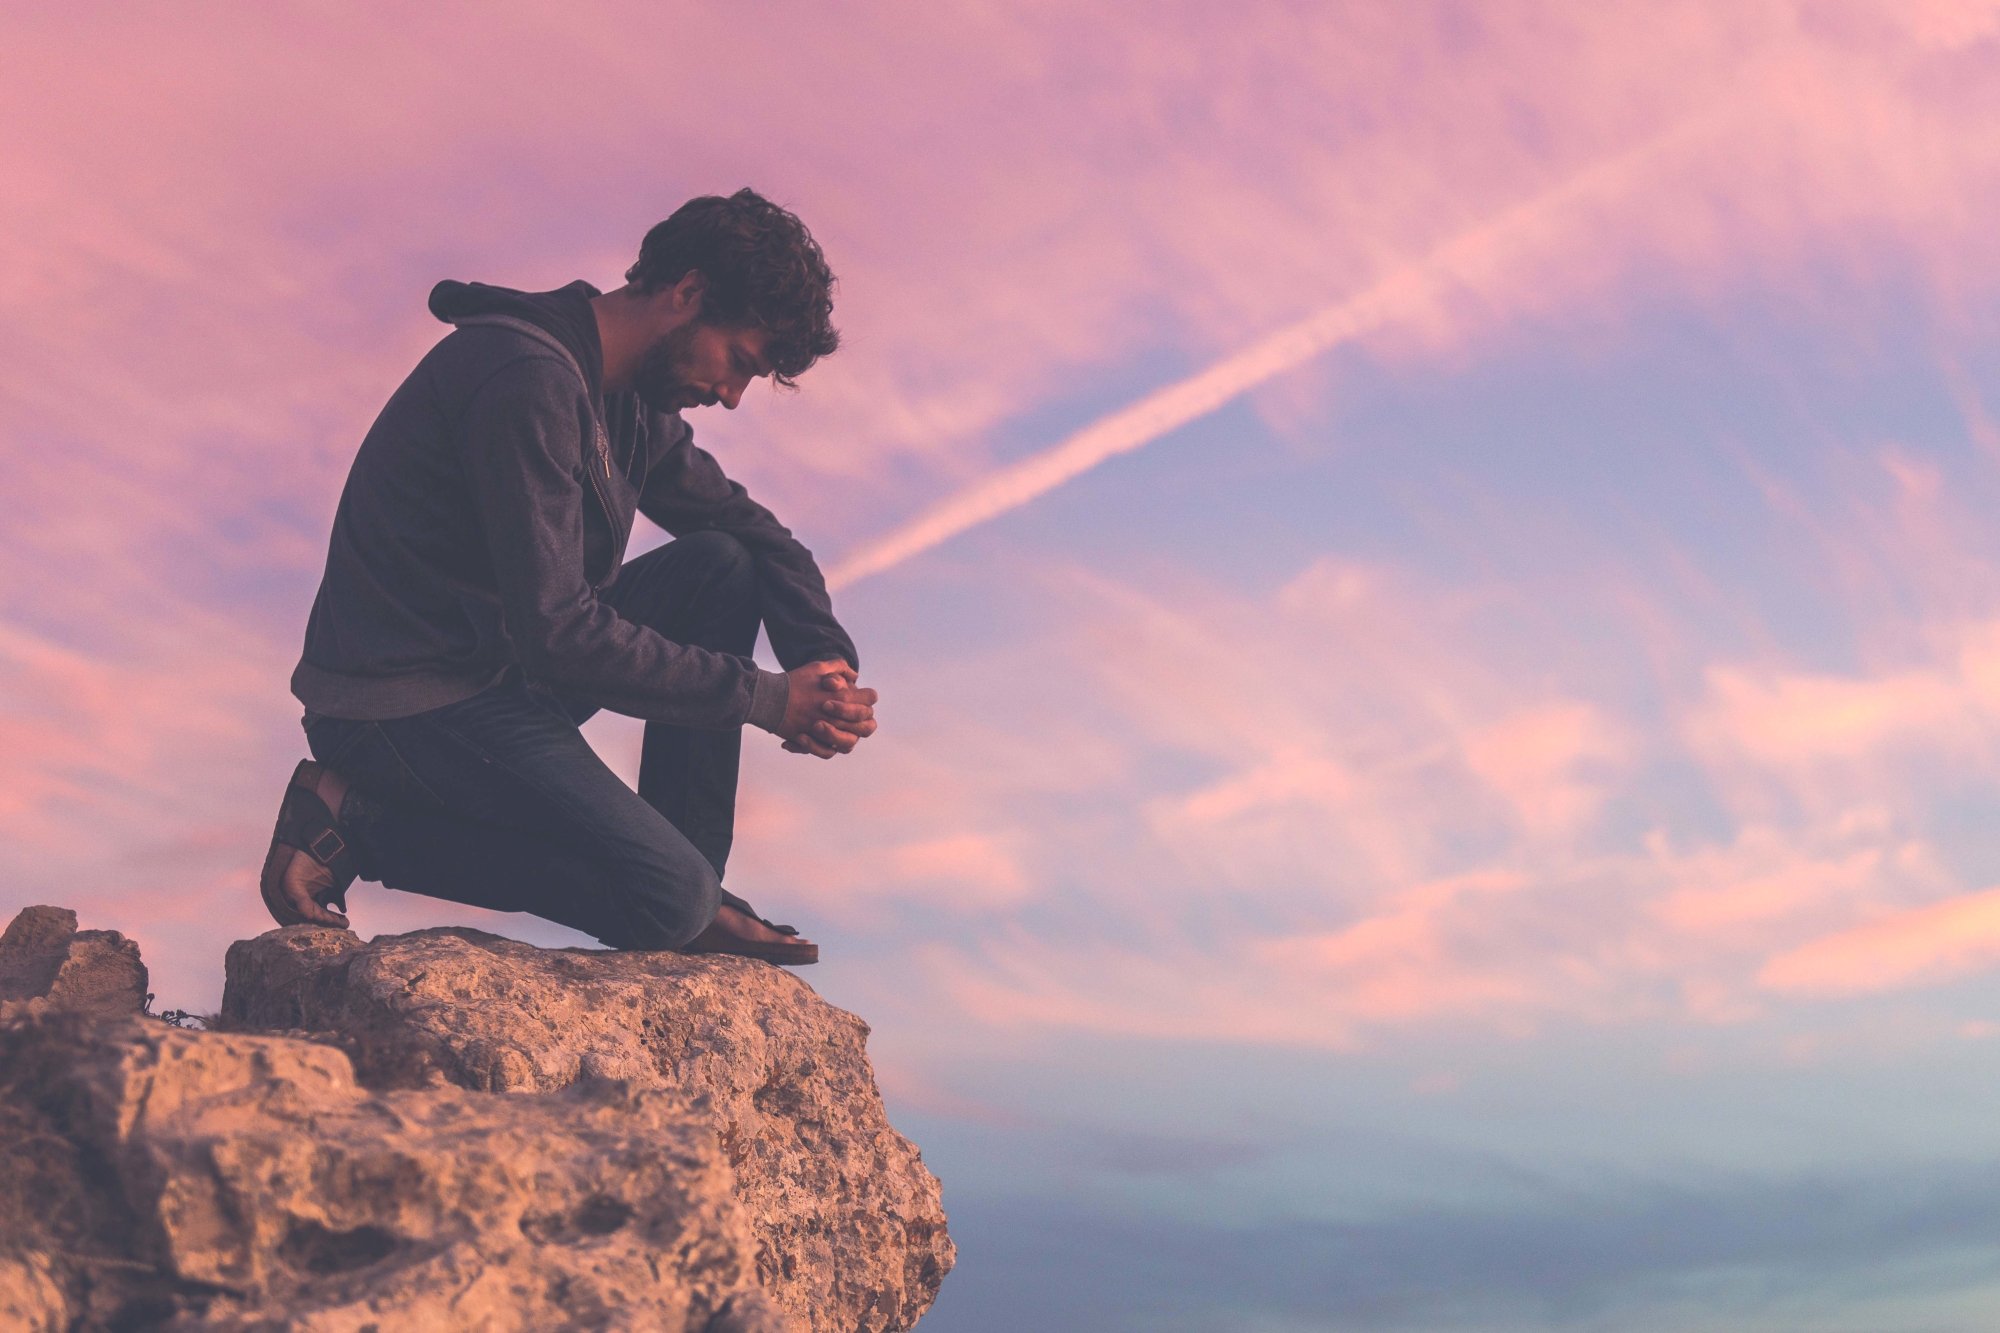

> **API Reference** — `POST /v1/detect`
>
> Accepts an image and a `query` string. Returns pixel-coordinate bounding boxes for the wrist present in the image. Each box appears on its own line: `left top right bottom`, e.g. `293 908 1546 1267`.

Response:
747 669 790 735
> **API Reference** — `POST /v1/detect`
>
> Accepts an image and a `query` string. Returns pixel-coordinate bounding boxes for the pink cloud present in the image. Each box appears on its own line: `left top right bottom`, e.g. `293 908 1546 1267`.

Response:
1695 665 1964 764
1760 886 2000 995
828 517 1991 1047
887 834 1032 909
1654 840 1889 936
917 872 1554 1050
1462 702 1628 840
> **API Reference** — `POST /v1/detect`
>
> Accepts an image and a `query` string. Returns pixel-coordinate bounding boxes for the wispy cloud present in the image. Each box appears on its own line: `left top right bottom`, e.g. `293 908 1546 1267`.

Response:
1761 885 2000 995
824 113 1718 588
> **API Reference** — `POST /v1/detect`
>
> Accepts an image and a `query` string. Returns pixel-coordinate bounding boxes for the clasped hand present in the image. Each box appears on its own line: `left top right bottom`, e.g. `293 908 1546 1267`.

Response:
779 659 878 759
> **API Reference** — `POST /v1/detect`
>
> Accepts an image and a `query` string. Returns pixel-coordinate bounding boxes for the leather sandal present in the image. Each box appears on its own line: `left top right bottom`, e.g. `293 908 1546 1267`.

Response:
682 898 818 965
683 935 819 966
258 759 359 928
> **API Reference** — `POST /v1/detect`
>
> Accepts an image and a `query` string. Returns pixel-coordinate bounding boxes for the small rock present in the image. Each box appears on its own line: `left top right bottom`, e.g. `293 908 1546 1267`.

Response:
0 905 148 1019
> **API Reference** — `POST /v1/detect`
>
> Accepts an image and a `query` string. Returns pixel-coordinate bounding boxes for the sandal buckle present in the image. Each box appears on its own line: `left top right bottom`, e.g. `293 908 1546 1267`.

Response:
308 828 347 865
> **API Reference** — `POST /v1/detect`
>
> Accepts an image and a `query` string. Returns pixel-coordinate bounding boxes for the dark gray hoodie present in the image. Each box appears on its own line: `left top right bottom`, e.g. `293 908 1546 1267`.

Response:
290 279 855 730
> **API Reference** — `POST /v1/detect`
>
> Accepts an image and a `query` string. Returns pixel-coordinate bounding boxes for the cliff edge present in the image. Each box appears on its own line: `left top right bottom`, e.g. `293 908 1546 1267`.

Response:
0 907 952 1332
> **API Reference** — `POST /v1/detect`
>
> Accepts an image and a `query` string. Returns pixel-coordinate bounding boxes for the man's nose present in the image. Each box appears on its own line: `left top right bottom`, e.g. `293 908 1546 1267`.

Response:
718 380 744 410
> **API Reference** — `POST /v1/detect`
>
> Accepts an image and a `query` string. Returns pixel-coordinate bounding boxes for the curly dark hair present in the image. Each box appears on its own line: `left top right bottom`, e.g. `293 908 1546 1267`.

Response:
625 188 839 387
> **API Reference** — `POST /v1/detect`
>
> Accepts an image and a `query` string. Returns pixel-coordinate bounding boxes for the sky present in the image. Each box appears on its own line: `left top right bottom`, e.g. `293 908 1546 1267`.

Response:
7 2 2000 1327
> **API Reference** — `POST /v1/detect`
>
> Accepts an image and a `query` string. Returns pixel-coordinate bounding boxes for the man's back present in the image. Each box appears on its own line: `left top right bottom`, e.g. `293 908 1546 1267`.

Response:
295 281 613 720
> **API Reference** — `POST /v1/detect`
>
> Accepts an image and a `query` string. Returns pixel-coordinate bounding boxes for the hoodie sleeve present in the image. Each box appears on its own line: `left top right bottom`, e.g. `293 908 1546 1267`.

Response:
457 355 769 729
636 414 860 674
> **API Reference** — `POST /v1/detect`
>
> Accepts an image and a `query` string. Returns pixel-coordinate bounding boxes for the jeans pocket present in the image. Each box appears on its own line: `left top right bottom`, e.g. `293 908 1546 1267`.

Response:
320 721 452 813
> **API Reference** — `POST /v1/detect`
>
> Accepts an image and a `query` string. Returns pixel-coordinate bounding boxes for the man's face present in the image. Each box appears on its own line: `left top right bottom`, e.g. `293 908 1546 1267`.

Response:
630 318 773 414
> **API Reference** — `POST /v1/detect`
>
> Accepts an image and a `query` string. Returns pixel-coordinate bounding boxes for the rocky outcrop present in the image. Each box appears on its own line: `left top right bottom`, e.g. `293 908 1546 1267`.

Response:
223 926 954 1333
0 905 147 1020
0 907 952 1331
0 1012 783 1331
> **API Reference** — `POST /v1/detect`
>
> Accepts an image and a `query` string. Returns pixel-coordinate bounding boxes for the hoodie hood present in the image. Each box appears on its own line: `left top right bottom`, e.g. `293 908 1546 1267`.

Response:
428 279 606 395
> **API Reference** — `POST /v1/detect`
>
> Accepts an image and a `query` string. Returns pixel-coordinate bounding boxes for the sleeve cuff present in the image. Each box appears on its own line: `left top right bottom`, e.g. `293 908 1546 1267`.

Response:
747 669 790 735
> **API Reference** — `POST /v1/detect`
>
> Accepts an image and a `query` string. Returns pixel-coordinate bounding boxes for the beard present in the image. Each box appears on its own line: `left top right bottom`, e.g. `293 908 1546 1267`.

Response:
630 322 712 414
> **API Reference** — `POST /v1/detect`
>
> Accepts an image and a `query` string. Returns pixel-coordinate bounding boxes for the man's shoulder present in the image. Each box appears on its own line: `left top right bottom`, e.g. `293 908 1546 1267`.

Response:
421 325 587 406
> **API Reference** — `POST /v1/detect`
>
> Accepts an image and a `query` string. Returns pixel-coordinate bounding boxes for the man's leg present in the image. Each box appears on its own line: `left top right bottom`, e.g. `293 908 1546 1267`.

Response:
303 681 722 950
514 531 813 959
553 530 762 883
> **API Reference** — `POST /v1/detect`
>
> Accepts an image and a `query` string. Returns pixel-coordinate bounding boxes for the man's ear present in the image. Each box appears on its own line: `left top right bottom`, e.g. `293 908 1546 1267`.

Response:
670 269 707 317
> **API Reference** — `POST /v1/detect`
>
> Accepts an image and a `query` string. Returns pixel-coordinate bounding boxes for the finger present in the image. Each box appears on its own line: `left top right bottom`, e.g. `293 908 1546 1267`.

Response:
814 723 859 753
821 691 878 716
818 700 874 724
815 721 861 753
789 733 838 758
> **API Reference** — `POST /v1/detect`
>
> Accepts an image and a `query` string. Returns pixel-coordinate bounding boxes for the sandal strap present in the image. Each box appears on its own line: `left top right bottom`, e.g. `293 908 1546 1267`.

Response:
307 826 348 866
718 888 801 937
275 761 359 904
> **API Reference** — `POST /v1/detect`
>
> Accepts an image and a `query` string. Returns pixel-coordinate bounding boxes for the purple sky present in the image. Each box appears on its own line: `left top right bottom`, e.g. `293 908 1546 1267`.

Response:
10 4 2000 1327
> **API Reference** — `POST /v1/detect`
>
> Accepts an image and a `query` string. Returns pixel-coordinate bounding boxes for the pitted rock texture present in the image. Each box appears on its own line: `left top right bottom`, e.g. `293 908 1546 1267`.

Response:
0 1251 65 1333
0 1012 784 1331
0 905 148 1020
224 926 954 1332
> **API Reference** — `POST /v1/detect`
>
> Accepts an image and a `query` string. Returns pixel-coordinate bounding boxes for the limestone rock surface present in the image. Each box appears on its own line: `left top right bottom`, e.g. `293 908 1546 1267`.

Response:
0 1011 783 1331
0 905 147 1020
0 1251 66 1333
224 926 953 1332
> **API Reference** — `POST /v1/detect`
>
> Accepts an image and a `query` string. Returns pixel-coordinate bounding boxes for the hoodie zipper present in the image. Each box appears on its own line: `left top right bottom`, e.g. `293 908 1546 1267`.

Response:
580 417 630 584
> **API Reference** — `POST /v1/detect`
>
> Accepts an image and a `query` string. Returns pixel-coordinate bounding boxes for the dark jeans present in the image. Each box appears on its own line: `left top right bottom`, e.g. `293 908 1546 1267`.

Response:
301 530 765 950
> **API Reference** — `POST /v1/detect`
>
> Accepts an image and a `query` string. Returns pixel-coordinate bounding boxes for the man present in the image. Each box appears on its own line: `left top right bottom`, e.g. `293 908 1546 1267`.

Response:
259 189 874 966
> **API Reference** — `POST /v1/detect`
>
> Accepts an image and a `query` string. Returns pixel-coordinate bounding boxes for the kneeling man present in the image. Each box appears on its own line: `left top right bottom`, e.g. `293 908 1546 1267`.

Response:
262 189 874 965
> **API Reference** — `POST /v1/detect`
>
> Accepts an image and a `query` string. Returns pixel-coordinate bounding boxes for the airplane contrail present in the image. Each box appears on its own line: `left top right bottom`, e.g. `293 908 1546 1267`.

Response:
823 113 1717 592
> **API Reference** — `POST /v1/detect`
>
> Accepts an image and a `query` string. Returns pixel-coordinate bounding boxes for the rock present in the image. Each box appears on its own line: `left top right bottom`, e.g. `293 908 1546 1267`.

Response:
0 1012 781 1331
0 1251 66 1333
0 905 148 1020
223 926 953 1332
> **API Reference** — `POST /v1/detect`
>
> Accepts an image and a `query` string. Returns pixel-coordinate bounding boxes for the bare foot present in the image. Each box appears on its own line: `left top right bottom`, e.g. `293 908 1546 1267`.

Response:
686 905 813 950
261 763 354 929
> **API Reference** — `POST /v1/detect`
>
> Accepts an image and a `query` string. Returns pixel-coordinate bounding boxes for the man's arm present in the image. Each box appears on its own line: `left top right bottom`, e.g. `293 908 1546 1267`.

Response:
459 355 772 728
635 412 860 676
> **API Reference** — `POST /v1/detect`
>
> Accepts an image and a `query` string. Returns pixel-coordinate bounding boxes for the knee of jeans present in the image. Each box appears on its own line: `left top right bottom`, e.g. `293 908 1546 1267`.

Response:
690 864 724 933
607 845 722 948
